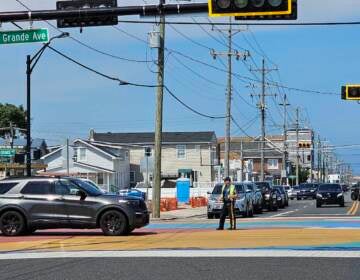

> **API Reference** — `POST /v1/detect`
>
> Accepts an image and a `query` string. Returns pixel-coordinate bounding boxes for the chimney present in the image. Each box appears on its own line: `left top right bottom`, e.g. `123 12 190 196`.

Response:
89 129 95 142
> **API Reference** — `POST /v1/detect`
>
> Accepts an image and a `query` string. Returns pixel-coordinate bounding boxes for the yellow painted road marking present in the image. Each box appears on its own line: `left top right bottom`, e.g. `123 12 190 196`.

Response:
0 228 360 253
347 201 357 215
351 201 360 216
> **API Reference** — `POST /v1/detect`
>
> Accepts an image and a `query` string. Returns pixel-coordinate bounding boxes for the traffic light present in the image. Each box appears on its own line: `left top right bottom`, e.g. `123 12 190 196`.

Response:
341 85 360 100
57 0 118 28
209 0 297 20
145 147 152 157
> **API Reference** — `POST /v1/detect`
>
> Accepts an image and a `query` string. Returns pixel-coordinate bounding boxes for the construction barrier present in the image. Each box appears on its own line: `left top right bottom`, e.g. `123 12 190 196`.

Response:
190 196 208 208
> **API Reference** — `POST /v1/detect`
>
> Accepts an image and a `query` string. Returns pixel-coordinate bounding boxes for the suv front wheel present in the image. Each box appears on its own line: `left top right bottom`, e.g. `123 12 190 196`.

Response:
0 211 26 236
100 210 128 236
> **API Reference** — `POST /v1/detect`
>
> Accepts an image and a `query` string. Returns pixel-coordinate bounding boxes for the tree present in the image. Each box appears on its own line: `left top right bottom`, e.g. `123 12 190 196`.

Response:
0 103 26 138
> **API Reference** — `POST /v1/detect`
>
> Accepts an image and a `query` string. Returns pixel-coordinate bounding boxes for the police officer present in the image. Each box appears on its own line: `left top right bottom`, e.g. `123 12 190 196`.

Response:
217 177 237 230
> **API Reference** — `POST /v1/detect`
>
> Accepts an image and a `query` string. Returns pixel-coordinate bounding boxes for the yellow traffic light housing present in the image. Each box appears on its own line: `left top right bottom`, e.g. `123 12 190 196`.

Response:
209 0 295 18
342 85 360 100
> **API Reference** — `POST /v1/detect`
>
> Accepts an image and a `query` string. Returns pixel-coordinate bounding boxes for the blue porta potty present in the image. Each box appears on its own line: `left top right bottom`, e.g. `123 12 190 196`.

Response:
176 178 191 203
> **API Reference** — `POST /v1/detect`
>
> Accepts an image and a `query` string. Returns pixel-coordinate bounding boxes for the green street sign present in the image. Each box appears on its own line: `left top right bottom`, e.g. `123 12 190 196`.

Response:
0 149 16 158
0 29 49 45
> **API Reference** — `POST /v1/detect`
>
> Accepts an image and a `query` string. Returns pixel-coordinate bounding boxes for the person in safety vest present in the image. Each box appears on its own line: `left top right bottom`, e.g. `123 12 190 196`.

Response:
217 177 237 230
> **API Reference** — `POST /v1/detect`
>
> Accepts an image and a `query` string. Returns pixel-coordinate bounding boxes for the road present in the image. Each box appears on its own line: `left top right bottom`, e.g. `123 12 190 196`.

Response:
0 194 359 280
1 257 360 280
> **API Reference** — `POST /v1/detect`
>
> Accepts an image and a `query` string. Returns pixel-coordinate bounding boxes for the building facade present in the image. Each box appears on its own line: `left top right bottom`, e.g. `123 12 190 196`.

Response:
40 139 130 192
90 131 218 187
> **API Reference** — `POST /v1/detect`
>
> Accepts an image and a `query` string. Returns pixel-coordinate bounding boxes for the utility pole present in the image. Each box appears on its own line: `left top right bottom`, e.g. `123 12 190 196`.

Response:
251 59 277 181
279 94 290 185
240 139 243 182
153 0 166 218
317 136 322 183
295 107 300 185
66 138 70 176
210 18 248 179
26 55 31 177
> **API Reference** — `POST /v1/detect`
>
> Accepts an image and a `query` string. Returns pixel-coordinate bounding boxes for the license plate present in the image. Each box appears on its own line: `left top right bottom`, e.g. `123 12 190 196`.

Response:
214 204 222 209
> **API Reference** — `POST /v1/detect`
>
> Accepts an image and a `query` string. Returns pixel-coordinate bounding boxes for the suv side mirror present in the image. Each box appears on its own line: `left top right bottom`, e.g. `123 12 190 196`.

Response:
207 191 212 195
76 190 87 200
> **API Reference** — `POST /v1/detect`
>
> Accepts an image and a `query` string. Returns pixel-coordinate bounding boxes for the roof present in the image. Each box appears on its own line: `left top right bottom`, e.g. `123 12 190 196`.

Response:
219 141 282 159
92 131 217 144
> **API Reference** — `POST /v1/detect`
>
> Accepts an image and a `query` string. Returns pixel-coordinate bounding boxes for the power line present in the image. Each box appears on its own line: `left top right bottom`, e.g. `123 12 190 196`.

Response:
117 19 360 27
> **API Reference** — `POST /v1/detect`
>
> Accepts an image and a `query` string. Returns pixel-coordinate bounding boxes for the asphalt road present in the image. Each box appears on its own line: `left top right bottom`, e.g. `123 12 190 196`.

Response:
248 192 357 219
0 257 359 280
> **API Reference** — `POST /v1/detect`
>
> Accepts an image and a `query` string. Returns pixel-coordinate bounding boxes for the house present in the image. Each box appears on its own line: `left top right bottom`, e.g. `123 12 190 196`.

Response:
40 139 130 192
89 130 218 187
218 137 284 183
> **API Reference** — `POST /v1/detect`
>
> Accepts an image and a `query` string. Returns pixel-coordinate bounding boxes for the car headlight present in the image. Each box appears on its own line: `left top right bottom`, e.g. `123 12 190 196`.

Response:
310 189 315 192
277 196 282 200
316 193 322 198
337 193 343 198
264 194 270 199
125 200 140 207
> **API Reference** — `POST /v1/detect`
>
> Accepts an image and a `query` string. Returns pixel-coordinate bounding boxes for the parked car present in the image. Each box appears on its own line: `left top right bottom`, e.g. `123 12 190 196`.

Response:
297 183 318 200
118 188 147 200
207 183 253 219
273 185 289 207
244 181 263 214
341 184 350 192
254 182 278 211
0 177 149 236
316 183 345 208
284 185 291 198
289 185 299 200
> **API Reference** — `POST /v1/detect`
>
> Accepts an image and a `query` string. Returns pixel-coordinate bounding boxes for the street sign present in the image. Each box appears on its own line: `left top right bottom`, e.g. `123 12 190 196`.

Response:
0 29 49 45
0 149 16 158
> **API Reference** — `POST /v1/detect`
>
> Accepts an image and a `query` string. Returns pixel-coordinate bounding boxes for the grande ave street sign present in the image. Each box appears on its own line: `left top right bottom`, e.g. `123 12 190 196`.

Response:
0 149 16 158
0 28 49 45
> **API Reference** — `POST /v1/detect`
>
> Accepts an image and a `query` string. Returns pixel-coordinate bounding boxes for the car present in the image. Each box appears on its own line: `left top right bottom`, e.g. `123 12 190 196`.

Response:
0 177 149 236
273 185 289 207
254 182 278 211
316 183 345 208
284 185 291 198
207 183 253 219
118 188 147 200
341 184 350 192
244 181 263 214
289 186 299 200
297 183 318 200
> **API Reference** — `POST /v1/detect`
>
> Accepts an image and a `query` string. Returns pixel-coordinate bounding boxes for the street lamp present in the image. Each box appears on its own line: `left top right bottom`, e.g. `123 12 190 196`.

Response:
26 32 69 177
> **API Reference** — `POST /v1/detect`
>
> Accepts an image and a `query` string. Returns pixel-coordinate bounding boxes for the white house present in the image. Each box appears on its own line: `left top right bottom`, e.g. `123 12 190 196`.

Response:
39 139 130 192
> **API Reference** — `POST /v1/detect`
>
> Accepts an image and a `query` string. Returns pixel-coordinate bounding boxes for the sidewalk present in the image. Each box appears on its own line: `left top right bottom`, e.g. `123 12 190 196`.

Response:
150 205 207 221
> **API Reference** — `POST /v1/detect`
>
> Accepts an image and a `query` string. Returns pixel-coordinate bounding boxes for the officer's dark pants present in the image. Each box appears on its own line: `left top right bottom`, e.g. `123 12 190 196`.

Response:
218 201 236 229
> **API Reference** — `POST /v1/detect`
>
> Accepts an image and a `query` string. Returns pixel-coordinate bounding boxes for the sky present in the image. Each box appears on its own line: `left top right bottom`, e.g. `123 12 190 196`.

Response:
1 0 360 174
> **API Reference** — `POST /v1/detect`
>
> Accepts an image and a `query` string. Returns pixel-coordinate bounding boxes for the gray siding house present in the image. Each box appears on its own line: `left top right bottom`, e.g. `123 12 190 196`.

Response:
89 130 218 187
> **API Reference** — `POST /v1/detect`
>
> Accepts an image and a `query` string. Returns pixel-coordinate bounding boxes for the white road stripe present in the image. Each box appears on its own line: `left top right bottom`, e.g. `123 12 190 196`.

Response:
270 211 296 218
0 250 360 259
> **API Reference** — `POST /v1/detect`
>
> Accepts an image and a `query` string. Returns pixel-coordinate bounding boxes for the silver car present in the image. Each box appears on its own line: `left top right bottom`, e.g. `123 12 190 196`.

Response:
207 183 253 219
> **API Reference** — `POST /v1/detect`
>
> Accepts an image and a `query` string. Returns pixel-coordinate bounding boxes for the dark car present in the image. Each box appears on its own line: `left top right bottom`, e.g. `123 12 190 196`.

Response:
297 183 318 200
254 182 278 211
316 184 345 208
0 177 149 236
273 186 289 208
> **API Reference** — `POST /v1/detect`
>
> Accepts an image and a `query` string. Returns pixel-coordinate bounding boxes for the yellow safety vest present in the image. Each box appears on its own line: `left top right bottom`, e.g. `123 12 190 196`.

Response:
221 184 236 201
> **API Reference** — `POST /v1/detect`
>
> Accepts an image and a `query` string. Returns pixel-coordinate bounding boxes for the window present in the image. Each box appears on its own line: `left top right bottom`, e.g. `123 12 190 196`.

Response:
195 145 201 153
78 148 86 161
130 171 136 183
267 159 279 170
176 145 186 159
0 182 18 194
21 181 53 195
54 180 85 196
97 173 104 185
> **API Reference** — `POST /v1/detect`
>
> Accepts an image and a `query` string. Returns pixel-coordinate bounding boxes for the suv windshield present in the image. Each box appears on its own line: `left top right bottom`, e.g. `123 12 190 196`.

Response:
245 184 254 191
68 178 103 196
234 184 245 193
255 182 271 192
318 184 342 192
212 184 223 194
273 186 285 193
